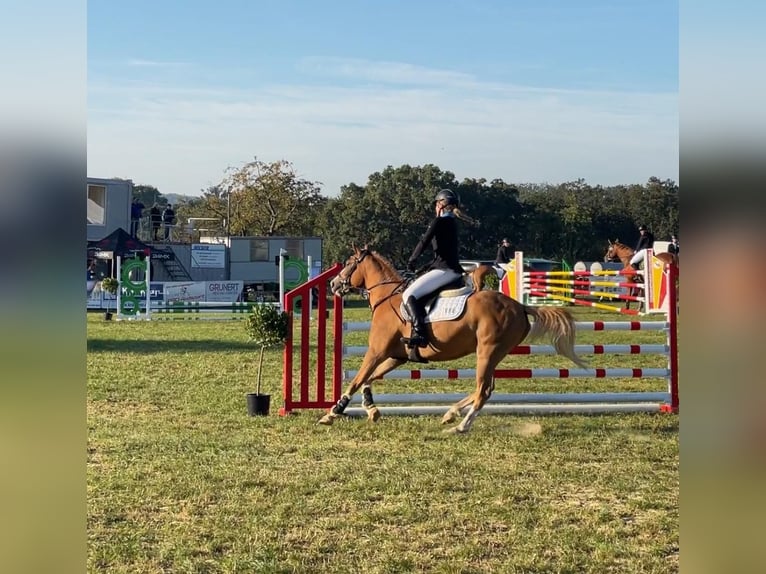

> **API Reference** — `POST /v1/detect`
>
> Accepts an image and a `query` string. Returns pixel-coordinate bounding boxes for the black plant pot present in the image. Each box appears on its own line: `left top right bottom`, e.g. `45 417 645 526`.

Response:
104 311 113 321
246 393 271 416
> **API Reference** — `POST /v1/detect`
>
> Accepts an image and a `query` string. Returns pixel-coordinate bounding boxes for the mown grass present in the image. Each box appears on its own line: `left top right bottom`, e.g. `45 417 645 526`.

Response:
87 305 678 573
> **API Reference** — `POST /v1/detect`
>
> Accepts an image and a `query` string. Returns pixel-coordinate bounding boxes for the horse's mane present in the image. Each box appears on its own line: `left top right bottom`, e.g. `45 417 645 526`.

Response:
611 241 633 252
369 250 403 281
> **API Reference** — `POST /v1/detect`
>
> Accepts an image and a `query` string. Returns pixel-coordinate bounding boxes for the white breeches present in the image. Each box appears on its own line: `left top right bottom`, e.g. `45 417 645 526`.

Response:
629 249 647 267
403 268 462 300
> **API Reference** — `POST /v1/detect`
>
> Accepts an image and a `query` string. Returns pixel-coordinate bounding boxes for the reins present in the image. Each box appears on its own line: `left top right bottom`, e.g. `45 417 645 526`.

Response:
366 278 407 314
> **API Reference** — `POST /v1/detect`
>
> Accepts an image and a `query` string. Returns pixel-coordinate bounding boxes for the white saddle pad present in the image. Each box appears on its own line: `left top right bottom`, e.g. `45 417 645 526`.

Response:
400 286 473 323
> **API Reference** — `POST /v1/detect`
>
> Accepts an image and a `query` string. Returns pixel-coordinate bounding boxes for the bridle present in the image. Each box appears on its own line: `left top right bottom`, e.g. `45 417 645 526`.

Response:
335 249 371 295
335 249 409 313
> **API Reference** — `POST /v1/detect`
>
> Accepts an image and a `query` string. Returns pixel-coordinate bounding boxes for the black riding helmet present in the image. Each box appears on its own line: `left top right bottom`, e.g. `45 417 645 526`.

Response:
434 188 460 207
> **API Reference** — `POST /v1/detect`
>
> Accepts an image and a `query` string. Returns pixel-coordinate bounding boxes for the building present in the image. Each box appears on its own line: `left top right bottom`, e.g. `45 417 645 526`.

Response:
147 235 323 301
87 177 132 241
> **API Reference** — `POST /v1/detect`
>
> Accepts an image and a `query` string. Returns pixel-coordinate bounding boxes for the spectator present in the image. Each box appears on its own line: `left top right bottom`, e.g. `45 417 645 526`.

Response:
668 234 679 255
494 238 512 265
130 198 145 237
162 204 176 240
629 224 655 270
149 203 162 240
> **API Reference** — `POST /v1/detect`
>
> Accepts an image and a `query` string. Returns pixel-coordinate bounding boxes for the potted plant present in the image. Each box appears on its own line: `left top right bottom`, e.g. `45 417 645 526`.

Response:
243 303 290 416
100 277 119 320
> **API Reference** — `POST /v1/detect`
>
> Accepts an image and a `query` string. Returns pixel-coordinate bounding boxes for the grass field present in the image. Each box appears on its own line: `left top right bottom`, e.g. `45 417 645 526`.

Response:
87 304 679 573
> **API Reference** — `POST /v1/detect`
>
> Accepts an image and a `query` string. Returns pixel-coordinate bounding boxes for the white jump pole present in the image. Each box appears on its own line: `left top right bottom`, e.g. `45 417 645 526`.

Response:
144 254 151 320
116 255 122 316
278 248 287 312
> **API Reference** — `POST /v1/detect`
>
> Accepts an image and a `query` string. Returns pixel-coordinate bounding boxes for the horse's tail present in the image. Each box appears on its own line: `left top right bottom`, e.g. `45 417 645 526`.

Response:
523 306 589 368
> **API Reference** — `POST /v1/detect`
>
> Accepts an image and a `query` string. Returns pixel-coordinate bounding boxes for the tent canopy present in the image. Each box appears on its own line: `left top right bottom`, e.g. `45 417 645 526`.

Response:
88 227 151 257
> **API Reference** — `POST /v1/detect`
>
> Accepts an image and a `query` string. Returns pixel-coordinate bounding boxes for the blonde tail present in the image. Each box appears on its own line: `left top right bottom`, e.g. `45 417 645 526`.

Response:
524 306 588 368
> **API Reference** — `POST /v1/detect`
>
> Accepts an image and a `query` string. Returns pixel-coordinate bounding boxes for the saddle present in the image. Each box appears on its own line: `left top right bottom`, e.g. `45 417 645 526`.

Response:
400 277 473 324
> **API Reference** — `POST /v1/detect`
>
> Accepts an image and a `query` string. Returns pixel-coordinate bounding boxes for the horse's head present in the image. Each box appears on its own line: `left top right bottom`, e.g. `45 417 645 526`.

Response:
604 239 620 263
330 244 372 296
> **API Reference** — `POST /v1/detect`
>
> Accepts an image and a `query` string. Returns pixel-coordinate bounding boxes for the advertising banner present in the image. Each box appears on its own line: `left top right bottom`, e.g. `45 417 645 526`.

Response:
206 281 244 302
164 281 206 302
191 244 226 268
87 281 242 308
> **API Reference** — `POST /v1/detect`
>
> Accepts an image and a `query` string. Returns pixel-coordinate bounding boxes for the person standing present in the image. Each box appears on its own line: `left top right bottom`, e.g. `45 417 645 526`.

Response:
162 204 176 241
629 224 655 270
130 198 145 238
494 238 512 265
668 234 679 255
401 189 479 355
149 203 162 240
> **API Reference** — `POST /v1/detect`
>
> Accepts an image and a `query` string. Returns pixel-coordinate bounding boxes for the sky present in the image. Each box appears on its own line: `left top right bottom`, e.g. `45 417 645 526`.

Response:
87 0 679 198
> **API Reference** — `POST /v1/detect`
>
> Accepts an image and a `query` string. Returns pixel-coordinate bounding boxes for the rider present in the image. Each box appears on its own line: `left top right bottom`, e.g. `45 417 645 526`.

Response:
494 238 512 265
629 224 655 270
401 189 478 349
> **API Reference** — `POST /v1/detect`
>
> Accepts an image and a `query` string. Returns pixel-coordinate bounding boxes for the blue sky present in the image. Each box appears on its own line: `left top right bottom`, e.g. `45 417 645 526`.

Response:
87 0 678 197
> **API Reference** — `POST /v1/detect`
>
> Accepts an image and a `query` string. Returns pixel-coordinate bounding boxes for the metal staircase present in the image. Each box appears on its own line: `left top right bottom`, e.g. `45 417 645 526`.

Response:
152 246 192 281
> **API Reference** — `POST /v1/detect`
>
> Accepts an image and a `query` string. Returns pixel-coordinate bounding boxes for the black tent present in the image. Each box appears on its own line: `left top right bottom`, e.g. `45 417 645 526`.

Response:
88 227 152 257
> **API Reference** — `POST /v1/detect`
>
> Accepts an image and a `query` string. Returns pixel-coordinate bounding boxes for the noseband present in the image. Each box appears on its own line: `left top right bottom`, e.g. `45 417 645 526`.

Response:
335 250 370 294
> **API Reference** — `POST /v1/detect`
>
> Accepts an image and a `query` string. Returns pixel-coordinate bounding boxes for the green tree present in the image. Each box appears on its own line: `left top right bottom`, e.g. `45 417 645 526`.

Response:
174 158 325 238
315 164 525 267
132 184 166 208
222 157 324 236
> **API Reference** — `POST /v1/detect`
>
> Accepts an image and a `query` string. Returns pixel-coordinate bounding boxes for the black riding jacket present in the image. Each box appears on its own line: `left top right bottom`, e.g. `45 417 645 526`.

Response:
635 231 655 252
408 214 463 274
495 244 512 265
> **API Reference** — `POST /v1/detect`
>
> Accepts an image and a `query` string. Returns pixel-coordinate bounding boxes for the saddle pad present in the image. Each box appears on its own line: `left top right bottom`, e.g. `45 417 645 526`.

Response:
440 285 473 298
400 293 471 324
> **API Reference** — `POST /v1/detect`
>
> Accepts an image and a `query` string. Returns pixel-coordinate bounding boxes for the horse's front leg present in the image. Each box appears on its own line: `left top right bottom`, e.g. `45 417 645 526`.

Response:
359 357 406 422
317 354 402 426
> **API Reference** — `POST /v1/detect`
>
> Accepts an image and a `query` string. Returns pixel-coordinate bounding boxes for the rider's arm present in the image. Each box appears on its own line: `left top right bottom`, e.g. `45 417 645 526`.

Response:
408 217 439 266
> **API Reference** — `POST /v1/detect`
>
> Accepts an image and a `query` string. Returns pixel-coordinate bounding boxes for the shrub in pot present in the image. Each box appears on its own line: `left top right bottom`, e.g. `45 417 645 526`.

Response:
100 277 119 320
243 303 289 416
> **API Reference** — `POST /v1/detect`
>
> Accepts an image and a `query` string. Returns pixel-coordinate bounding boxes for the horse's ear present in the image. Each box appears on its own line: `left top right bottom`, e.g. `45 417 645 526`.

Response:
615 238 619 243
362 243 369 251
608 239 613 246
350 241 357 253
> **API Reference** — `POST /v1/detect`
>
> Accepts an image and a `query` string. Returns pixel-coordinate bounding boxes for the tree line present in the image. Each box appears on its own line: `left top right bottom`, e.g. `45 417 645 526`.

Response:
136 157 679 268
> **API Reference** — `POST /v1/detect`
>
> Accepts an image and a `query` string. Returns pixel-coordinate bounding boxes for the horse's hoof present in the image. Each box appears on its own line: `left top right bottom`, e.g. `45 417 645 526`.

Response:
441 411 457 425
442 425 467 435
367 407 381 423
317 413 336 426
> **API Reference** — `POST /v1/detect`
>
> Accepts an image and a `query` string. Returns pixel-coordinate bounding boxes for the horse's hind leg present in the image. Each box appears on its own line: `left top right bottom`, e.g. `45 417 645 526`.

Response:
441 380 494 425
441 394 473 425
445 350 505 434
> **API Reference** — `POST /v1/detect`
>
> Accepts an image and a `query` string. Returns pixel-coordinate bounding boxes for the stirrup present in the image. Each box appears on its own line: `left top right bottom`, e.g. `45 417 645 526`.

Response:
405 345 428 363
400 334 428 348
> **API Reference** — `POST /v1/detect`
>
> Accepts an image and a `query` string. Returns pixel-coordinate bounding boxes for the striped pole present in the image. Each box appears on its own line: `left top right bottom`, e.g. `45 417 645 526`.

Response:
342 344 668 357
527 283 643 302
344 368 670 380
528 290 641 315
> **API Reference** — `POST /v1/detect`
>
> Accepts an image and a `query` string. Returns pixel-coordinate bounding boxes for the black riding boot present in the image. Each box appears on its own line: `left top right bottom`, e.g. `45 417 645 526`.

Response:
401 296 428 348
630 262 640 271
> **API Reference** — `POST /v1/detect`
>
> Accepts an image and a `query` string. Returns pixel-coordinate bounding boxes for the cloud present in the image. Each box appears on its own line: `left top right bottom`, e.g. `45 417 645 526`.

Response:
298 56 477 88
87 59 678 196
126 58 191 68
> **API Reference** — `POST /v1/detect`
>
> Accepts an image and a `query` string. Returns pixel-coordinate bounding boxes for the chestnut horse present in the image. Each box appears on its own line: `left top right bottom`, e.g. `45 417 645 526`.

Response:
603 240 678 311
323 246 587 434
604 239 678 269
